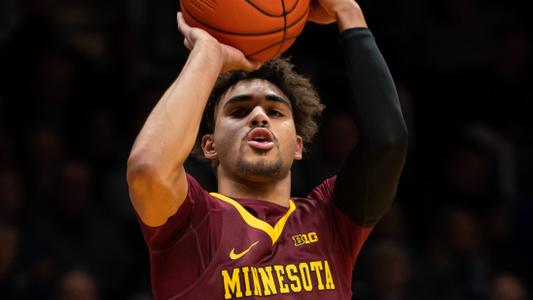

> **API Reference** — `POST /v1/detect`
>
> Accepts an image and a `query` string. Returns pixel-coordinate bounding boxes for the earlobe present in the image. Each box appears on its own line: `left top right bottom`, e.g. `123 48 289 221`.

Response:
294 136 303 160
201 134 218 160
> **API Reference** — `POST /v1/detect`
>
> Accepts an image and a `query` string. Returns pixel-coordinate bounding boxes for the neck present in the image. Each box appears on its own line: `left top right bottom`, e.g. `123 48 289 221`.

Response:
217 170 292 207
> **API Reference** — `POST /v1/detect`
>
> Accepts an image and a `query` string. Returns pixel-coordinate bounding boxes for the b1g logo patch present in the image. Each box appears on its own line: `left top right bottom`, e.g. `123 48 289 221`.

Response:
292 232 318 246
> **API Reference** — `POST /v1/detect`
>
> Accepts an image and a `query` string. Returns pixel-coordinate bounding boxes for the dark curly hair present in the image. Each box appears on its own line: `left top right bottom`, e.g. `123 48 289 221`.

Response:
194 58 324 158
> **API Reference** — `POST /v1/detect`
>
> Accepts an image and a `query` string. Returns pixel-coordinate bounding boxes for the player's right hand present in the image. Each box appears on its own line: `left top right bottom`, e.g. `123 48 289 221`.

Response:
177 12 262 73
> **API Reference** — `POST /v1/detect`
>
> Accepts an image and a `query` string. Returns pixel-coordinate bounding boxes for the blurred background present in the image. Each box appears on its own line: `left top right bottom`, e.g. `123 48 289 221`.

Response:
0 0 532 299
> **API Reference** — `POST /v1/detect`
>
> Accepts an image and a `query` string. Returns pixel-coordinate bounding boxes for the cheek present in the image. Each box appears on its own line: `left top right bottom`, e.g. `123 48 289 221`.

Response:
278 122 298 150
213 122 243 152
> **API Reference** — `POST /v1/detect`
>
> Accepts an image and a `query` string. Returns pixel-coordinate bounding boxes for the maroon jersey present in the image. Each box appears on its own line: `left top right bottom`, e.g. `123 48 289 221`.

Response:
138 174 373 299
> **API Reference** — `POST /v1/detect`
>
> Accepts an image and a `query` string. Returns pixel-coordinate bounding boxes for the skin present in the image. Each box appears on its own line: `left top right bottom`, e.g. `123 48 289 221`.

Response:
127 0 368 227
202 79 302 206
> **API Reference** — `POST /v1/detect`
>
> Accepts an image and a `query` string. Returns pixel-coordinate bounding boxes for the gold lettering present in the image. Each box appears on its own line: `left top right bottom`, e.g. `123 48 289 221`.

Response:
258 266 277 296
221 269 243 299
221 260 334 298
292 235 304 246
310 261 325 290
308 232 318 243
251 267 262 296
273 265 290 294
302 234 309 243
323 260 336 290
292 232 319 246
241 267 252 296
299 262 313 291
286 264 302 292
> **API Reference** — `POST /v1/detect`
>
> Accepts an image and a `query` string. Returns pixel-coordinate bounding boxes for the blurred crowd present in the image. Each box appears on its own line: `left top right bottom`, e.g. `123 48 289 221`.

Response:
0 0 532 299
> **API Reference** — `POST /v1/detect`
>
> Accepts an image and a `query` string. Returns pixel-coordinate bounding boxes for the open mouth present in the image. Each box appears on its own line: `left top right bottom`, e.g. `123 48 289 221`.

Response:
247 128 274 150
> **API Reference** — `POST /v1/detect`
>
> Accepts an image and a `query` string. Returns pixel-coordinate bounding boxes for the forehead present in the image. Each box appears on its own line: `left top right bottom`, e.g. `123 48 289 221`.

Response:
219 78 288 105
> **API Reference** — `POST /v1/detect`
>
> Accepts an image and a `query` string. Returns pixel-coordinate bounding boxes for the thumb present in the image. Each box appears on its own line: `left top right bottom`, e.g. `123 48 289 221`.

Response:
242 59 263 72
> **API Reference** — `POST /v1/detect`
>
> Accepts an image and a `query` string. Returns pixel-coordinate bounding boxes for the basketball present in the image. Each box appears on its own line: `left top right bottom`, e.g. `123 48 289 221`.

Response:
180 0 310 62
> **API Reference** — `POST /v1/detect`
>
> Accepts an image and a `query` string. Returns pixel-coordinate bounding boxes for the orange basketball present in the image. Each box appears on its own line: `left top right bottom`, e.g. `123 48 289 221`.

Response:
180 0 310 62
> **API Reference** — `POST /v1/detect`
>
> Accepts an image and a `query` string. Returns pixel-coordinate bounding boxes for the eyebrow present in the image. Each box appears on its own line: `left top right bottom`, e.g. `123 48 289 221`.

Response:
224 94 292 109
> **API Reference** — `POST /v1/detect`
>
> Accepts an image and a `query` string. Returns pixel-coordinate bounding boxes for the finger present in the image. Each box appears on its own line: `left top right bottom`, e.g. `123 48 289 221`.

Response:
307 3 336 24
307 10 335 24
177 12 191 35
307 18 336 25
184 38 192 50
249 59 263 71
241 58 263 72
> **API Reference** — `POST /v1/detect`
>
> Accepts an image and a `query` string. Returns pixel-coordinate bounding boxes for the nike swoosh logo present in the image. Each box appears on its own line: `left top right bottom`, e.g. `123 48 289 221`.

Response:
229 241 259 260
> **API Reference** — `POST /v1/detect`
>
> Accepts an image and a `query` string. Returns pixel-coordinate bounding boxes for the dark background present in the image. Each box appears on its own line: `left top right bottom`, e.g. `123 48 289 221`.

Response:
1 0 532 299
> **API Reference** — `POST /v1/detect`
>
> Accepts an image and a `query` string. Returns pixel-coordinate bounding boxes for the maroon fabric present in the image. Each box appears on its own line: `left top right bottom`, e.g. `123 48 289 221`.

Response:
138 174 373 300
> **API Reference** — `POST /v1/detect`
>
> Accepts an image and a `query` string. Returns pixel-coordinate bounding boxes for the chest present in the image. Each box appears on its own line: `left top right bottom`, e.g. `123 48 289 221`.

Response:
214 206 336 263
204 201 345 299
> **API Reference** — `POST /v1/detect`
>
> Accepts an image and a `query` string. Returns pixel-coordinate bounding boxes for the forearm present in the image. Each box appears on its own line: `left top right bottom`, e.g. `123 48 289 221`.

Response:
127 43 224 226
333 27 408 227
128 43 223 173
127 13 261 226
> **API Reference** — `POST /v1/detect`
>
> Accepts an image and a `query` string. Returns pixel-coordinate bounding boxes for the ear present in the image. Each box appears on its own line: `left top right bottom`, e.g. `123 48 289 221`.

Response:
201 134 218 160
294 135 303 160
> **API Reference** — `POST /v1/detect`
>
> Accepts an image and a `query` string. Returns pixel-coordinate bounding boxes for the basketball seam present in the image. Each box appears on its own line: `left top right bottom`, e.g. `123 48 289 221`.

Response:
244 0 299 17
183 5 309 36
248 36 297 57
276 0 288 56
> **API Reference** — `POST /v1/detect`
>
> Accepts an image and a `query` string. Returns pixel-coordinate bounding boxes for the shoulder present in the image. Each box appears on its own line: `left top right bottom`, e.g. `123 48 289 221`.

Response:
185 173 207 197
291 176 337 212
138 173 223 249
307 176 337 204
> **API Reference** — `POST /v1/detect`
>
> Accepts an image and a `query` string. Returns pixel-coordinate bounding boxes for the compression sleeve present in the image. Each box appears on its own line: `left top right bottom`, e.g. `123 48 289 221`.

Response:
332 28 408 228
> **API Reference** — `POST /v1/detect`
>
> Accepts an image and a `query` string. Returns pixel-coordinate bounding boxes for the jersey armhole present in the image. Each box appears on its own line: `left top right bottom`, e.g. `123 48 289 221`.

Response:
137 174 210 250
308 176 373 263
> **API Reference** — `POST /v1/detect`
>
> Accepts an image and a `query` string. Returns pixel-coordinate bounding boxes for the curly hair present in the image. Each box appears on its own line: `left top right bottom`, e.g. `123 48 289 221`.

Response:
193 58 324 158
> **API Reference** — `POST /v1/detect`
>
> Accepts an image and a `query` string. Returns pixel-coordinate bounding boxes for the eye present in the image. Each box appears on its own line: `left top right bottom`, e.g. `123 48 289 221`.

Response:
269 109 284 117
229 108 248 118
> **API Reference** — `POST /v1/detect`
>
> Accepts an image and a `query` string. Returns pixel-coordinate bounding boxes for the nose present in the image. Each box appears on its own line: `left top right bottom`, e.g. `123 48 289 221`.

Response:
248 106 270 128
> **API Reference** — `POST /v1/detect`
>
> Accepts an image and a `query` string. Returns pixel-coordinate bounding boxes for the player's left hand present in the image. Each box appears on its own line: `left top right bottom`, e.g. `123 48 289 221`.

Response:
308 0 367 29
308 0 338 24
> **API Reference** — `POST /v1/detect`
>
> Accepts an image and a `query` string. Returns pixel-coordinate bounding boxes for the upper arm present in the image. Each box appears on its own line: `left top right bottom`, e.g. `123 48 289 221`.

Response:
126 158 189 227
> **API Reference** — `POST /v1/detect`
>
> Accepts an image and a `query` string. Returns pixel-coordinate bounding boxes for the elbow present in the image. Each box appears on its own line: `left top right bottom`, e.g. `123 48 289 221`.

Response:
374 120 408 155
391 123 408 153
126 152 159 187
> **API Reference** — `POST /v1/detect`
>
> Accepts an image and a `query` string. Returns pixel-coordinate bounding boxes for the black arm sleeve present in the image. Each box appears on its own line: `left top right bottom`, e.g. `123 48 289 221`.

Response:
332 28 408 228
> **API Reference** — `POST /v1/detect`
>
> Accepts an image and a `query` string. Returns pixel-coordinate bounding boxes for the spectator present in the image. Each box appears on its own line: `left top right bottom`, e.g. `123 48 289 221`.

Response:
55 269 99 300
488 272 528 300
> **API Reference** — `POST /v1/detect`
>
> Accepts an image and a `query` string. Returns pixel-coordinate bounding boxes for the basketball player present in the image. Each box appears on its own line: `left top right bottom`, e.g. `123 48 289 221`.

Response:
127 0 408 298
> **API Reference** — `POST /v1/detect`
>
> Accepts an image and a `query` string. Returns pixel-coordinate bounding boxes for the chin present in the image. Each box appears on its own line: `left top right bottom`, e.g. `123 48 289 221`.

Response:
236 156 285 180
